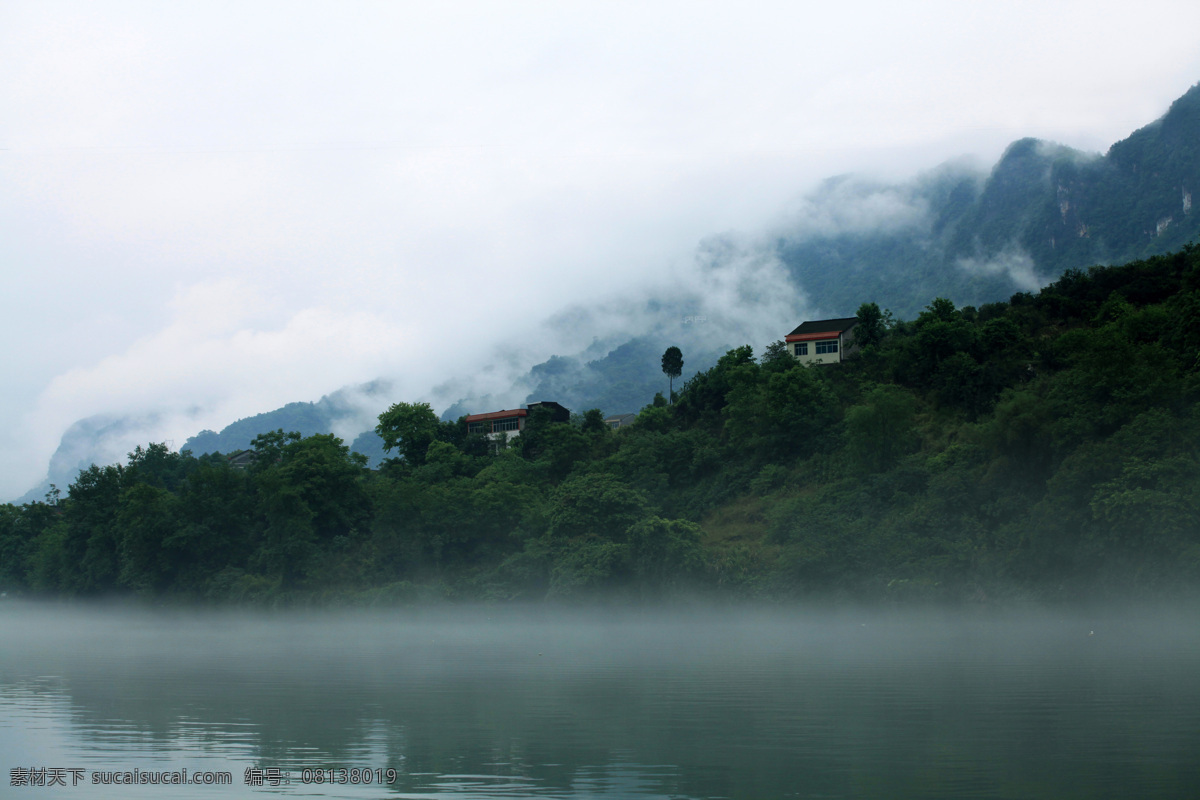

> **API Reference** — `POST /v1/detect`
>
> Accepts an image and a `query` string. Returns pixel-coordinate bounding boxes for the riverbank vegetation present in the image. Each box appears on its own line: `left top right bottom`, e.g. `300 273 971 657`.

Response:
3 246 1199 605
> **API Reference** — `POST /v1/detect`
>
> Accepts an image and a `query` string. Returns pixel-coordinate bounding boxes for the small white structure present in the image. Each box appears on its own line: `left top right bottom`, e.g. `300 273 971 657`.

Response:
604 413 637 430
785 317 858 365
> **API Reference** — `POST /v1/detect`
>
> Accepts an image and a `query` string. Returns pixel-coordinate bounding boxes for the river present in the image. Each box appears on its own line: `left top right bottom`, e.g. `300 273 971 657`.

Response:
3 602 1198 798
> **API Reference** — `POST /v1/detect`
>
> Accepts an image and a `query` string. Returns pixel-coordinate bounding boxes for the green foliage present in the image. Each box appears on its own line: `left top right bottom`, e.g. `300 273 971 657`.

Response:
250 429 301 470
271 433 370 540
724 363 838 461
259 479 317 589
853 302 886 350
62 463 126 594
376 402 441 465
10 245 1200 603
26 520 71 594
844 384 919 473
0 501 59 593
174 458 256 587
126 443 194 491
528 423 593 481
116 483 180 593
547 474 649 542
674 345 756 430
547 539 630 599
581 408 608 435
661 346 684 401
759 340 793 372
627 516 705 592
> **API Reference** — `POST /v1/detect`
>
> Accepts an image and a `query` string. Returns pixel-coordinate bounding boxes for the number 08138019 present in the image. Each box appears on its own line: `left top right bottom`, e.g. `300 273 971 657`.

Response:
300 768 397 785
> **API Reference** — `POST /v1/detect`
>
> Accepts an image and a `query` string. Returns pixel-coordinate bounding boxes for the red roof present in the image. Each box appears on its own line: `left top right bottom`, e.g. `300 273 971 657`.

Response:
464 408 528 422
785 331 845 343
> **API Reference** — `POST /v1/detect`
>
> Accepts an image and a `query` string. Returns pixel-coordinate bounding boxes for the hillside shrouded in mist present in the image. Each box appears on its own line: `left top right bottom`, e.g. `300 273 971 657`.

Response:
4 245 1200 604
17 80 1200 502
6 1 1200 503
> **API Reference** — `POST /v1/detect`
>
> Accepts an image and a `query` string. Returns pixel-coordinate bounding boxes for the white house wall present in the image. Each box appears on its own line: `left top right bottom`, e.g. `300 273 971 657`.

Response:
789 330 857 365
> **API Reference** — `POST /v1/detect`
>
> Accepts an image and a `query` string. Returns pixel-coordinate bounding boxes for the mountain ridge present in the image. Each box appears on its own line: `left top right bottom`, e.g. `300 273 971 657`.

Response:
17 81 1200 500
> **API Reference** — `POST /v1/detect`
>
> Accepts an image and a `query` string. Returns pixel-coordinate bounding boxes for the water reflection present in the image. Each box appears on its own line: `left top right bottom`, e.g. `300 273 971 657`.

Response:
3 604 1200 798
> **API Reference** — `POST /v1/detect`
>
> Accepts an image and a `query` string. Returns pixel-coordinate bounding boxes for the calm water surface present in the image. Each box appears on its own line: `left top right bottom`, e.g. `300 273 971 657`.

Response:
2 603 1198 799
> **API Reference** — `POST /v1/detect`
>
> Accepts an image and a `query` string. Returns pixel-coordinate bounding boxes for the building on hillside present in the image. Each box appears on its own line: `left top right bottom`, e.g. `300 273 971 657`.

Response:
604 413 637 430
526 400 571 423
227 450 257 470
466 408 527 438
464 400 570 441
785 317 859 365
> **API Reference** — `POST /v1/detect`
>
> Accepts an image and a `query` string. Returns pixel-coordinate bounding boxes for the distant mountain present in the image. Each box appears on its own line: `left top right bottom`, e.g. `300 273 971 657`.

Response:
13 383 394 503
440 334 731 424
180 382 393 465
780 82 1200 318
16 413 163 504
184 402 338 455
21 81 1200 498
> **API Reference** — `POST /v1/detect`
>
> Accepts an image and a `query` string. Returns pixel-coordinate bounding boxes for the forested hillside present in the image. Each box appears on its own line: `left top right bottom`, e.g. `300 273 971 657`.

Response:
3 245 1198 604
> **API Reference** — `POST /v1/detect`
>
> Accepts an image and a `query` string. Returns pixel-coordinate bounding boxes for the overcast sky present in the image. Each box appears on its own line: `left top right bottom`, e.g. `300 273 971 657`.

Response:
2 1 1200 499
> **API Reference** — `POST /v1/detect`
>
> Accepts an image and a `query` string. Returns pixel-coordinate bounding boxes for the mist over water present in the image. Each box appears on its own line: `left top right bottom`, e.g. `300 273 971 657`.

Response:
3 602 1199 799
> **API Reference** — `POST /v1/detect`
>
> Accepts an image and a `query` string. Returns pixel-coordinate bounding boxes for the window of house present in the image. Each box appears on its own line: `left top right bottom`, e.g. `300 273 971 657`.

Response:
794 342 808 356
468 421 487 434
815 339 838 354
493 417 521 432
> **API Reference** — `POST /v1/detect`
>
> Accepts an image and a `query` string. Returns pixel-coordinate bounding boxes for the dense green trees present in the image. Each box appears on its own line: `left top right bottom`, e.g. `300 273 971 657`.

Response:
844 384 917 474
376 402 442 465
853 302 887 350
3 246 1199 603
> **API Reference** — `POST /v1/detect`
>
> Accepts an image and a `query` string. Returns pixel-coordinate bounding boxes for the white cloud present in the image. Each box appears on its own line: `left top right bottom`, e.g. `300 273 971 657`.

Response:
956 248 1046 293
13 280 420 490
779 176 934 240
3 1 1200 497
684 236 813 347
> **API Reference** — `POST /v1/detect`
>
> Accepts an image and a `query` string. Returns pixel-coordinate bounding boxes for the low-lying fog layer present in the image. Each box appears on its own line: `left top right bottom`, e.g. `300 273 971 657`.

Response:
3 603 1199 799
